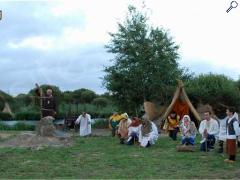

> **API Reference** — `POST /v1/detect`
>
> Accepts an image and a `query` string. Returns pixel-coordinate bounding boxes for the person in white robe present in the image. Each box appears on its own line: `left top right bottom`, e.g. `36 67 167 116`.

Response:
75 112 91 136
199 111 219 151
138 115 159 147
218 117 227 153
126 117 141 145
233 112 240 148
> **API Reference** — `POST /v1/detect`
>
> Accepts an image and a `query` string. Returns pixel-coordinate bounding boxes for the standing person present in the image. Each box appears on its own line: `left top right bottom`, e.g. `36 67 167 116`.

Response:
109 112 122 137
126 117 141 145
224 107 240 163
117 113 132 144
35 84 57 118
75 112 92 137
138 115 159 148
218 117 227 153
180 115 197 146
163 111 180 141
199 111 219 151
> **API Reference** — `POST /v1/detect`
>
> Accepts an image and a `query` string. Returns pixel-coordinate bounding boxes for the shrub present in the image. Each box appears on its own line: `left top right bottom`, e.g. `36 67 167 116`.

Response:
0 123 35 131
92 119 109 129
0 112 13 120
15 112 40 120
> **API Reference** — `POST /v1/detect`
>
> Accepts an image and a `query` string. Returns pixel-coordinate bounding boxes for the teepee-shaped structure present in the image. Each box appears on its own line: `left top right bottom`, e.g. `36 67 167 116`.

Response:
2 102 13 116
161 80 201 123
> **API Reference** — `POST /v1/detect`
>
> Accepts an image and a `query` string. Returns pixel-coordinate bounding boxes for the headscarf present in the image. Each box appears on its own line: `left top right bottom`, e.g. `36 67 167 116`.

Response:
130 117 141 127
141 115 152 136
181 115 191 134
118 113 130 131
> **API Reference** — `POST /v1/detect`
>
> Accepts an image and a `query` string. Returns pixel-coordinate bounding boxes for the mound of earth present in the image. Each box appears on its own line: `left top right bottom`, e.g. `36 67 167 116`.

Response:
0 132 72 149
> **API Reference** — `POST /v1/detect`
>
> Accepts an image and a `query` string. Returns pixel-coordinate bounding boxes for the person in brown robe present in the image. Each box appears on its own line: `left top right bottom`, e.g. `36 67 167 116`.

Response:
35 85 57 118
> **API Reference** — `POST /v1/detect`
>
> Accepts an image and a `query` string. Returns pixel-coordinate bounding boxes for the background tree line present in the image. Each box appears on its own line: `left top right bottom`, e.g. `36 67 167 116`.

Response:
0 86 116 120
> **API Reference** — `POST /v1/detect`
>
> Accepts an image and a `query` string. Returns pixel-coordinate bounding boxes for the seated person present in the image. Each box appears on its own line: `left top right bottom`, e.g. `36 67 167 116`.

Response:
126 117 141 145
138 115 159 147
163 111 180 141
109 112 122 137
180 115 197 146
117 113 132 144
199 111 219 151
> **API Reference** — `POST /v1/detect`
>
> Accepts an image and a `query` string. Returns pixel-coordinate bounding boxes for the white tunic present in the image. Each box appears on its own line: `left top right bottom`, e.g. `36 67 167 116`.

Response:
138 122 159 147
199 118 219 138
218 118 227 141
75 114 91 136
128 126 140 137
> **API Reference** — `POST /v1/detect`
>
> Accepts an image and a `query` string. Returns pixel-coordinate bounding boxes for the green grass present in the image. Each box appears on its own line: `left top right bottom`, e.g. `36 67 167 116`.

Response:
0 135 239 179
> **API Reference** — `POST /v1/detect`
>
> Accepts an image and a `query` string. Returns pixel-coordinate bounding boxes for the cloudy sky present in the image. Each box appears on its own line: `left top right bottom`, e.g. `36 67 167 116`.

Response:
0 0 239 96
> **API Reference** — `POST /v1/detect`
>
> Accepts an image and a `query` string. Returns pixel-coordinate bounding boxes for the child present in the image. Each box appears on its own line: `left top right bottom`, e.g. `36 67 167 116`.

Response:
224 107 240 163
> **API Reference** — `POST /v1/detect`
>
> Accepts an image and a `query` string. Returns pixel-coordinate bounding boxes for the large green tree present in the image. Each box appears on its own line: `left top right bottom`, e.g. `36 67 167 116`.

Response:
103 5 188 113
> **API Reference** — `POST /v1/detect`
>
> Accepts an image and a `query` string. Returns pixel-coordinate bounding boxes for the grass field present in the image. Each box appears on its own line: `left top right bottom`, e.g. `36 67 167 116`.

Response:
0 132 239 179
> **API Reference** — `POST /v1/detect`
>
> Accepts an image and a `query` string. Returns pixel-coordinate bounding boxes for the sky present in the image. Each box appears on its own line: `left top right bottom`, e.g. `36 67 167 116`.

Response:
0 0 240 96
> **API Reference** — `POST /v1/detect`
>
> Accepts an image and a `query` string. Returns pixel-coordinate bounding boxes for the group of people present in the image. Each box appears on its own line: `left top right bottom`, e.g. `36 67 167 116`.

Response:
163 108 240 163
109 112 159 147
163 111 197 145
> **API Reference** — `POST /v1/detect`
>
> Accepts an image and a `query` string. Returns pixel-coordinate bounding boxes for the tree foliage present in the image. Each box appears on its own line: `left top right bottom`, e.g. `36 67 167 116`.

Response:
92 97 108 107
186 73 240 118
103 5 187 113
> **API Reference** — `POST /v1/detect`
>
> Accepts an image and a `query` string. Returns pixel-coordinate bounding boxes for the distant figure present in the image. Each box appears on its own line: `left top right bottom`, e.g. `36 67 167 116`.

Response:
75 112 91 136
138 115 158 148
126 117 141 145
163 111 180 141
109 112 122 137
180 115 197 146
224 107 240 163
35 84 57 118
117 113 132 144
199 111 219 151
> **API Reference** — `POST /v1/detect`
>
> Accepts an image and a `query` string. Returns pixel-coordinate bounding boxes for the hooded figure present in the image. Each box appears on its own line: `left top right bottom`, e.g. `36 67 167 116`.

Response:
117 113 132 144
138 115 159 147
180 115 197 145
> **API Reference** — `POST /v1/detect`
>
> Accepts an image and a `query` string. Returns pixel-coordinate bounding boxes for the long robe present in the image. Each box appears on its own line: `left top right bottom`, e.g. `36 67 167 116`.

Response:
75 114 91 136
218 118 227 141
138 122 159 147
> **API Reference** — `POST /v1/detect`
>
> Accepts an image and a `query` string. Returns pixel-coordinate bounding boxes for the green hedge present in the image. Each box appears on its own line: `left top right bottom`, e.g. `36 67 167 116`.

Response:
0 123 35 131
15 112 40 120
92 119 109 129
0 112 13 120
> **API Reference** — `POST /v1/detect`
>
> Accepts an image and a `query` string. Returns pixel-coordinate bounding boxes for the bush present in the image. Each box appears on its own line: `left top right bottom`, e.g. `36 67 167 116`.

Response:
92 97 108 107
92 119 109 129
185 73 240 117
0 112 13 120
15 112 40 120
0 123 35 131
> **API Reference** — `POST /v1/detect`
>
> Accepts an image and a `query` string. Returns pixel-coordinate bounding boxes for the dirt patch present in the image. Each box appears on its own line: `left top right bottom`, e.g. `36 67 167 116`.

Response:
0 132 73 149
